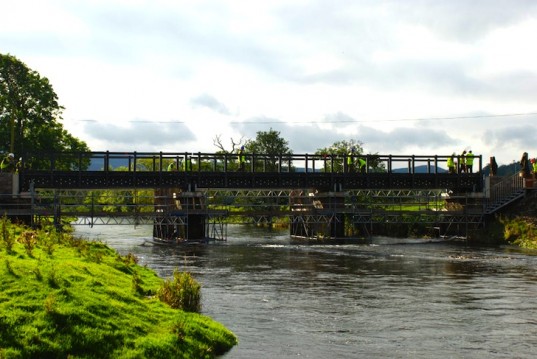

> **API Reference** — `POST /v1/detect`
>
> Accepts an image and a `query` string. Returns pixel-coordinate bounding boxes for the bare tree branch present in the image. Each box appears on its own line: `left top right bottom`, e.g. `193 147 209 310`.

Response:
212 134 246 153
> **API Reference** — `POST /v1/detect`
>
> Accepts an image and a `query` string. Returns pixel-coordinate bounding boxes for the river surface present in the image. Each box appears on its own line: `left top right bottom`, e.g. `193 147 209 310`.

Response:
74 224 537 358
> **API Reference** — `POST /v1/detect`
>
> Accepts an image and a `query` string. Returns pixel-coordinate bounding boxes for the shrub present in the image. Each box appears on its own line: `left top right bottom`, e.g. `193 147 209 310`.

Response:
18 230 38 256
1 216 15 252
157 270 201 312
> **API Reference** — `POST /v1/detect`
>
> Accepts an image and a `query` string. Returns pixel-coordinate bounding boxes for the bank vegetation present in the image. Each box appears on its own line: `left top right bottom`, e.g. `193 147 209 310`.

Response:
0 218 237 358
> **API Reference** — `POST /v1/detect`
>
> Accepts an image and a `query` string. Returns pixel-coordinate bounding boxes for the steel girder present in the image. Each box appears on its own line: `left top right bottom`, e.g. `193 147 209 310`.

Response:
21 170 483 192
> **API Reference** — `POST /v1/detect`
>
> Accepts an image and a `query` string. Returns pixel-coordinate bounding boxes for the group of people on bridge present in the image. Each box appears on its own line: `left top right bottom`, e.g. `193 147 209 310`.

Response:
346 147 367 173
447 150 475 174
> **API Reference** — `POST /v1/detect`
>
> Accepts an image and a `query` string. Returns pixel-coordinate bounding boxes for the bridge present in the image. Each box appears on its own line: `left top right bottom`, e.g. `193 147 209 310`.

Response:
2 151 512 241
18 151 483 192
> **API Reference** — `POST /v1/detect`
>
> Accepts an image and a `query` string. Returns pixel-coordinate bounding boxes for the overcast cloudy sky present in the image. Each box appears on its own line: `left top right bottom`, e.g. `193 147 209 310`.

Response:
2 0 537 166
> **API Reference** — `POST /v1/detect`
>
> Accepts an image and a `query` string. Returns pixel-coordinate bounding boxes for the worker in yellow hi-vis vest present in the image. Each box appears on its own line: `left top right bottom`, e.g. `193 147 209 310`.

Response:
447 154 455 174
0 153 15 172
466 150 474 173
237 146 246 172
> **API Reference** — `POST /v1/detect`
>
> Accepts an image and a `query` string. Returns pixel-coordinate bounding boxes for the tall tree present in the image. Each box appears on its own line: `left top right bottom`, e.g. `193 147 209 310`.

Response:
0 53 89 169
316 139 365 157
315 139 384 172
245 128 292 171
246 128 291 155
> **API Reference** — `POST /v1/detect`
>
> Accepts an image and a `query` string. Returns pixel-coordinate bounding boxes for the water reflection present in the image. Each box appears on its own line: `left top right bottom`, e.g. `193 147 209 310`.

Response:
74 224 537 359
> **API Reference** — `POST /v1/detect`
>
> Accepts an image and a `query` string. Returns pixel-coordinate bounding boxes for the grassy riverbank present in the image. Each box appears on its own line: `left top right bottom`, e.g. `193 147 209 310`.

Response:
473 191 537 249
0 220 237 358
497 190 537 249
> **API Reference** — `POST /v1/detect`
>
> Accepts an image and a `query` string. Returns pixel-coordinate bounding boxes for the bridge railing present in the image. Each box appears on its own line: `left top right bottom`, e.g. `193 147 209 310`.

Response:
21 151 482 175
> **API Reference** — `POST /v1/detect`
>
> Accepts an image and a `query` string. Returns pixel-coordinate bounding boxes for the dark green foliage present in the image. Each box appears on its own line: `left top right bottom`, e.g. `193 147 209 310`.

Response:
245 128 293 171
315 139 385 172
246 128 292 155
0 53 90 168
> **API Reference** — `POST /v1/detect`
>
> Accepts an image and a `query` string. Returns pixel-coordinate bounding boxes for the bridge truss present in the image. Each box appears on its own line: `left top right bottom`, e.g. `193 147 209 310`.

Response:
14 185 486 239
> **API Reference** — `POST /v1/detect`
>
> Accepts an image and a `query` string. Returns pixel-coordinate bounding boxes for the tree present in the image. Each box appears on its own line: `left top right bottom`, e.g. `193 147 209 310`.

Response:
315 139 385 173
213 134 246 155
0 53 90 170
213 134 248 171
316 139 365 157
246 128 292 171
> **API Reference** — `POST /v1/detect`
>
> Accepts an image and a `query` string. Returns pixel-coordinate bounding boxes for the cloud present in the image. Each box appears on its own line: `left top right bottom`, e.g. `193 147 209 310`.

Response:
81 120 195 151
227 112 458 155
396 0 537 42
484 123 537 151
190 94 231 115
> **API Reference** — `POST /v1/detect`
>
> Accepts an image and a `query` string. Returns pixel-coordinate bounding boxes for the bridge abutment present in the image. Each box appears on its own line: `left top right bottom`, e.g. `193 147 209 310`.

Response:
0 173 33 225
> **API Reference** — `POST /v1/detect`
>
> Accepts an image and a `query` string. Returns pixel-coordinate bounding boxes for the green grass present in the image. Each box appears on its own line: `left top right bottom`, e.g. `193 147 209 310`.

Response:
0 221 237 358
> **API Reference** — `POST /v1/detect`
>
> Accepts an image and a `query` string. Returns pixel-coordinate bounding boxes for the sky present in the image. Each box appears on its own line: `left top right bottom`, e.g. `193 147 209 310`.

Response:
2 0 537 166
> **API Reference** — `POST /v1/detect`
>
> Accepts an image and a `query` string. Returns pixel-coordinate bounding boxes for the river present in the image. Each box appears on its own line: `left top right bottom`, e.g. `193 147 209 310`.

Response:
74 224 537 358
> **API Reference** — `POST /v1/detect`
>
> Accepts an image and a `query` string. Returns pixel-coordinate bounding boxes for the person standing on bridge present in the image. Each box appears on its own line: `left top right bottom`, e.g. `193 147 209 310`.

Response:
531 158 537 178
358 156 366 173
15 157 22 173
466 150 474 173
520 152 530 177
447 154 456 174
459 150 467 173
167 160 177 172
237 146 246 172
347 147 356 172
0 153 15 172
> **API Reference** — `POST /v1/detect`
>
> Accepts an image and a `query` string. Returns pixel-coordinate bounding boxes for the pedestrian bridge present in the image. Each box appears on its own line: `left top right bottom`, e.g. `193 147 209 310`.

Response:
18 151 483 192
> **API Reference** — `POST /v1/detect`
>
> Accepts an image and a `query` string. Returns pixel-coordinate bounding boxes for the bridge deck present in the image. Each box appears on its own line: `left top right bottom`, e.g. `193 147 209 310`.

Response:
20 170 482 191
19 151 483 192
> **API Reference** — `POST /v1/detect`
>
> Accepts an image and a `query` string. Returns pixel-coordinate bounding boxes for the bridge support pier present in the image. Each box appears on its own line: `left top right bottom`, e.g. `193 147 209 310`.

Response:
153 188 207 241
290 190 346 240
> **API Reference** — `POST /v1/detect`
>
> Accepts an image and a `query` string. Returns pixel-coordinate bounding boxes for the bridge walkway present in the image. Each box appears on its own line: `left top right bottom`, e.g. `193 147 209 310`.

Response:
18 151 483 192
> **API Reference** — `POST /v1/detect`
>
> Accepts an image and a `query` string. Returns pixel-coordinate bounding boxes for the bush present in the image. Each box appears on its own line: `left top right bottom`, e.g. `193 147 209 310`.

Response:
18 230 38 256
157 270 201 312
1 216 15 252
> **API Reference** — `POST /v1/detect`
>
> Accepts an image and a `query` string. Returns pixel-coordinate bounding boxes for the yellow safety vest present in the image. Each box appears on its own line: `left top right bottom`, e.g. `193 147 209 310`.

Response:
466 153 474 165
238 150 245 163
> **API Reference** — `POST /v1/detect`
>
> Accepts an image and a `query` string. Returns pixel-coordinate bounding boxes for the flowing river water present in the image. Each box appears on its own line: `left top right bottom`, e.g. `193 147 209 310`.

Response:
74 224 537 358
